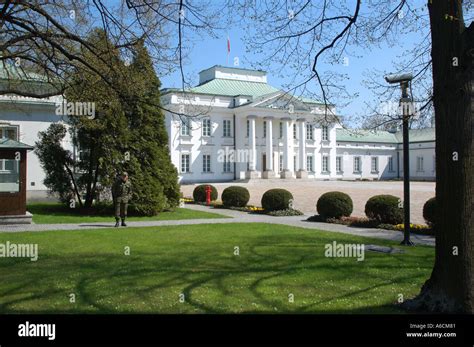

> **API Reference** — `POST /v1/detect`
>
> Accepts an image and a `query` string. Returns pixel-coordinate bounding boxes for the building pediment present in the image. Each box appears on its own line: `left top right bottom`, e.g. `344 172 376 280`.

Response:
250 92 312 112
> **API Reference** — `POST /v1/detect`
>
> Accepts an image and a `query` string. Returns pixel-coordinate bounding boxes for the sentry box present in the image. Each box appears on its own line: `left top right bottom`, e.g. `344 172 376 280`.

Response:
0 138 33 224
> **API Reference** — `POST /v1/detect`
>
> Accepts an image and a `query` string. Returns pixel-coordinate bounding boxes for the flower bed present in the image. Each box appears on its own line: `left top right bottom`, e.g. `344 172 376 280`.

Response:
306 215 433 235
267 208 304 216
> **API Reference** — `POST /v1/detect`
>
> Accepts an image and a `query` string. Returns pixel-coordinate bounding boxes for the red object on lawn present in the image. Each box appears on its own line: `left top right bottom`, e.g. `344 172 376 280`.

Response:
205 185 212 206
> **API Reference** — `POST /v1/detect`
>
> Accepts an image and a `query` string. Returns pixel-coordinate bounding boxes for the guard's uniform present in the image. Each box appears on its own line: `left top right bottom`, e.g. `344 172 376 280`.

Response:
112 178 132 221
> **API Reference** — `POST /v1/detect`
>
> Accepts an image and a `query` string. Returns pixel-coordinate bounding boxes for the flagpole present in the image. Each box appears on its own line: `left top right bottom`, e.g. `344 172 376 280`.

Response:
227 35 230 66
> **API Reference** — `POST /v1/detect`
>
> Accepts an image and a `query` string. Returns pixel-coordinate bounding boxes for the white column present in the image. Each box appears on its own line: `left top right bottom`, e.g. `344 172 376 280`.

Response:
265 117 273 170
263 116 274 178
281 117 293 178
296 118 308 178
248 115 256 171
329 124 337 178
245 115 258 179
298 119 306 171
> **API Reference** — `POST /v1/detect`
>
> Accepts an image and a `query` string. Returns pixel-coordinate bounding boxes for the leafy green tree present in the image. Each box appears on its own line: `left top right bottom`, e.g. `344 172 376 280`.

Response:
65 31 179 214
65 29 131 208
35 123 82 206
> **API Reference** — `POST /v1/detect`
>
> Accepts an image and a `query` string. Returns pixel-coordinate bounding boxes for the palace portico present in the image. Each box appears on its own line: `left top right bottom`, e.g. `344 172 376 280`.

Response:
245 114 320 180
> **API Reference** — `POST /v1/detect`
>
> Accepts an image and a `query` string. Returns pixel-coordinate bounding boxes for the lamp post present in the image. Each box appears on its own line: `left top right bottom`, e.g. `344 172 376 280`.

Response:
385 73 414 246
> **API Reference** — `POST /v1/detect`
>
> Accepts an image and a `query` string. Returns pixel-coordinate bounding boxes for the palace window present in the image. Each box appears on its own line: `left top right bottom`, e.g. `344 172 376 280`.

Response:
293 124 297 139
246 120 250 137
354 157 361 173
181 154 190 173
293 155 297 171
203 154 211 173
263 121 267 138
306 124 313 140
322 125 329 141
180 119 190 136
202 118 211 137
388 156 394 172
223 154 231 172
279 122 283 138
306 155 314 172
322 155 329 173
371 157 379 173
279 154 283 172
416 156 424 172
223 119 232 137
336 156 343 173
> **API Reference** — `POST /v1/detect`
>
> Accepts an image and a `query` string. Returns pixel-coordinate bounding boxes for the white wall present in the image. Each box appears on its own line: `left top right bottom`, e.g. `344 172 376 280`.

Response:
335 145 399 180
166 107 236 183
398 141 436 180
0 97 72 194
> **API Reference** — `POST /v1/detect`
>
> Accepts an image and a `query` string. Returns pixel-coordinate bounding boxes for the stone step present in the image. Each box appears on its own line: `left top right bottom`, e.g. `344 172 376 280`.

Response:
0 212 33 225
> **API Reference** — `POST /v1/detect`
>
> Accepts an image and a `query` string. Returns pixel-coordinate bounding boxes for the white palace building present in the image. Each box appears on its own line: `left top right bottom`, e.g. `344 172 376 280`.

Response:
0 64 435 199
161 65 435 184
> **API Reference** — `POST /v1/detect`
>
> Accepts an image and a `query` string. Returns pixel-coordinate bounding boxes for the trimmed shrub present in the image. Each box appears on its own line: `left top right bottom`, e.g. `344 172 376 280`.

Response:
222 186 250 207
193 184 218 203
365 194 404 225
316 191 353 219
423 197 436 226
261 188 294 212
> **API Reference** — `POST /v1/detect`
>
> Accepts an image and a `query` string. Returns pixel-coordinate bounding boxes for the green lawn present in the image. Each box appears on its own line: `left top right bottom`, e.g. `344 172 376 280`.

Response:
27 203 229 224
0 223 434 314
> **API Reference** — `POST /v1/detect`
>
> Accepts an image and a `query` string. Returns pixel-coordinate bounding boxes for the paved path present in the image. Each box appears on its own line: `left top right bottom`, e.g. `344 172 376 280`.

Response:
181 180 435 224
0 205 434 246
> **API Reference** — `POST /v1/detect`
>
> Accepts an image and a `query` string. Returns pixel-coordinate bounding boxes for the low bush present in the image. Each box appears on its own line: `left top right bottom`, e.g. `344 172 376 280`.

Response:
193 184 218 203
267 208 304 216
316 191 353 218
261 189 294 212
221 186 250 207
365 194 403 225
307 214 378 227
423 197 436 226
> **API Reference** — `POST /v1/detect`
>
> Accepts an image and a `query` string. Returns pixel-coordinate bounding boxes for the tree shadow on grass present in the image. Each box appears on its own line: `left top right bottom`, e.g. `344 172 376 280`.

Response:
0 233 434 314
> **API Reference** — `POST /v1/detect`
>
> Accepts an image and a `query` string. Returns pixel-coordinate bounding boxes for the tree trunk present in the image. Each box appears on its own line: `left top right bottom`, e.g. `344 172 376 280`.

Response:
404 0 473 313
84 142 97 208
64 164 83 208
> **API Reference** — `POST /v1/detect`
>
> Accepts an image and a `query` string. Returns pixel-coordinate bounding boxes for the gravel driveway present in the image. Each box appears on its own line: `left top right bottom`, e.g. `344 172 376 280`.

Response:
181 179 435 224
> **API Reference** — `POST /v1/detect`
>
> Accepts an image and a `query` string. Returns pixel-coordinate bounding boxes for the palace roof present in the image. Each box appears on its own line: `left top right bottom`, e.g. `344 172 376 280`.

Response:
336 127 435 144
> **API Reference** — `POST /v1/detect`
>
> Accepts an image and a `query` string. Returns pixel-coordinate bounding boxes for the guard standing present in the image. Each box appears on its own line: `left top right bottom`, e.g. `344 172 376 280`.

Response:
112 172 132 227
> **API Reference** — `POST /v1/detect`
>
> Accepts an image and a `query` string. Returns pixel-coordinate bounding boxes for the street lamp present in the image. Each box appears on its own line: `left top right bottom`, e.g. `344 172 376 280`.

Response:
385 73 414 246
